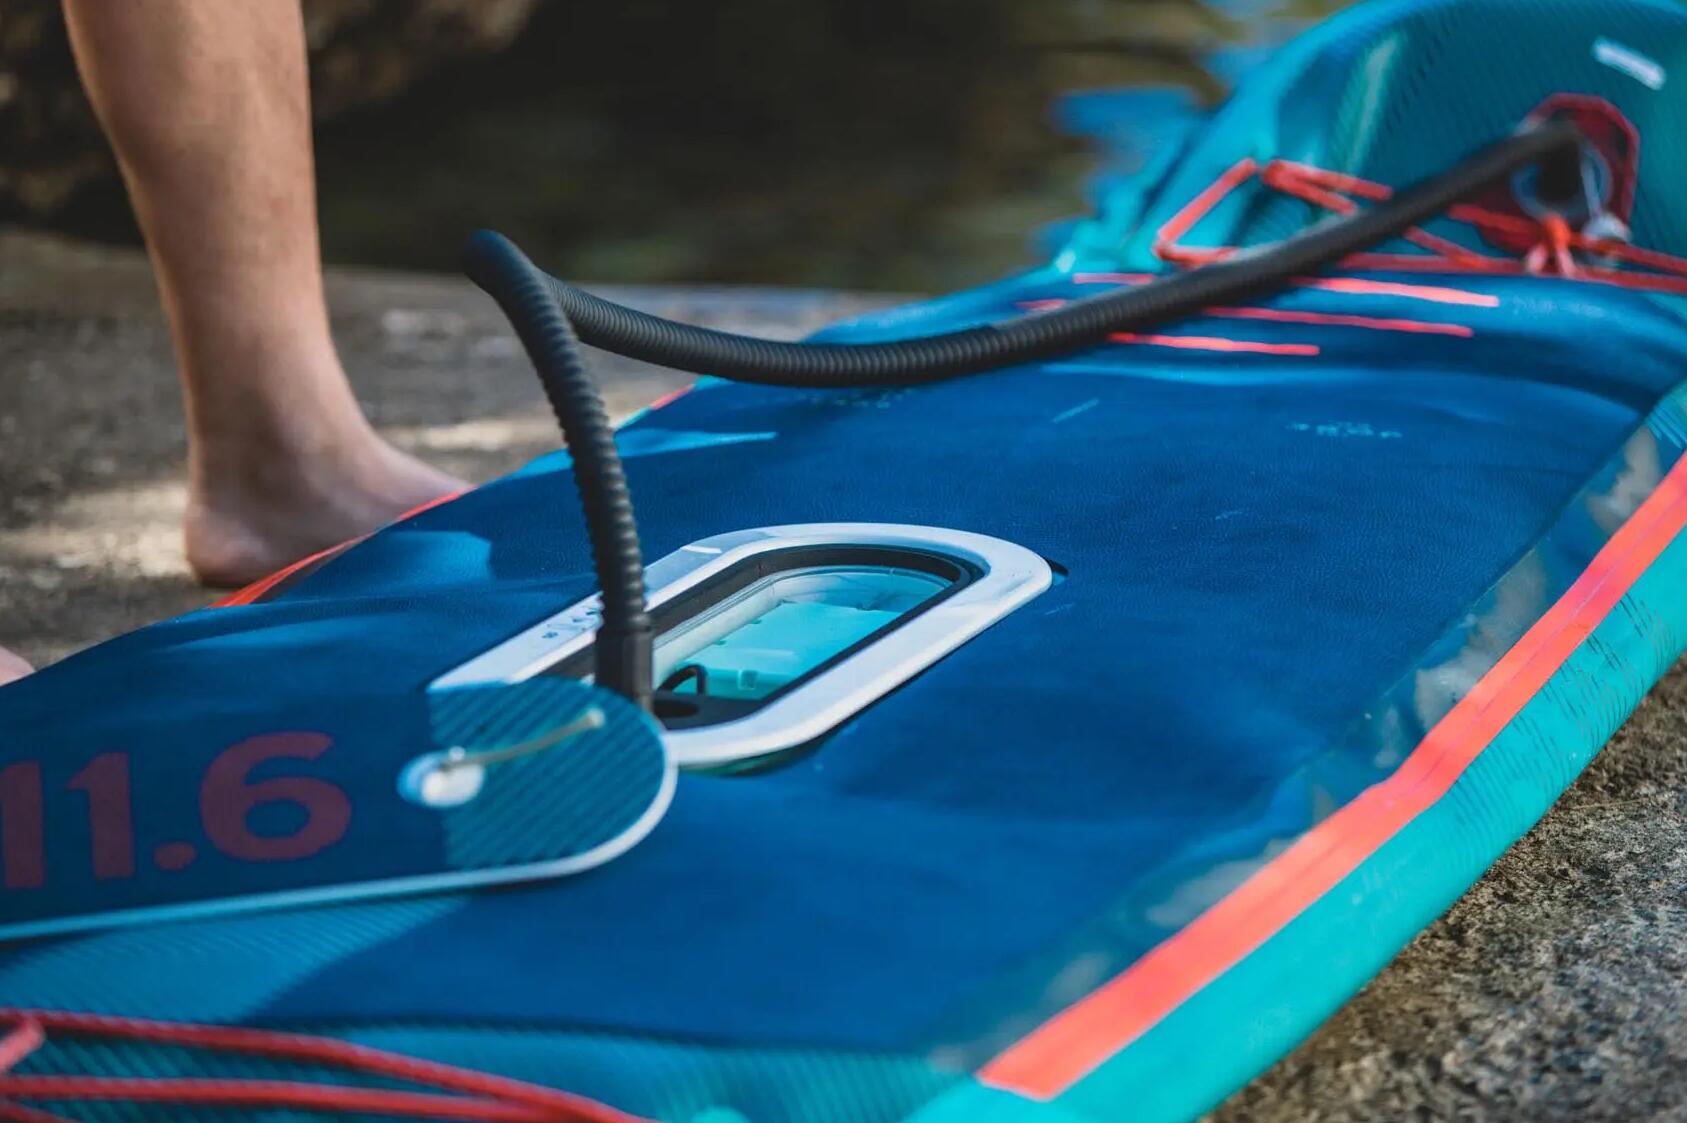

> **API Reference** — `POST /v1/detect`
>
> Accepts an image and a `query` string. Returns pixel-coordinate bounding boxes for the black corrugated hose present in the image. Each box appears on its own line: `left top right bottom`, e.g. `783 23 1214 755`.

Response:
465 120 1583 709
463 235 653 710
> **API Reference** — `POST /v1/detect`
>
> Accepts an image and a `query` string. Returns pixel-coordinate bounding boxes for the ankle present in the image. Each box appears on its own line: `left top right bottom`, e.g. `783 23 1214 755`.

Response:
190 409 378 505
172 294 362 464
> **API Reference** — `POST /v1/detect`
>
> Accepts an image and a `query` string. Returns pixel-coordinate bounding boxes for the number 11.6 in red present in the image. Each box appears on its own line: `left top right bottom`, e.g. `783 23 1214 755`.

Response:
0 734 351 890
1 753 134 889
0 760 45 889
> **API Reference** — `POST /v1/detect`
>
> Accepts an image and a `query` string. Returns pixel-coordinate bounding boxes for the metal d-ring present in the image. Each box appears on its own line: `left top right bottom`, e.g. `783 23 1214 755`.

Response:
400 706 607 809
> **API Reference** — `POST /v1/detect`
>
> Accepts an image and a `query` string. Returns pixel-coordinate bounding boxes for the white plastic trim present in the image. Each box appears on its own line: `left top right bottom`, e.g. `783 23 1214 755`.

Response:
428 523 1053 767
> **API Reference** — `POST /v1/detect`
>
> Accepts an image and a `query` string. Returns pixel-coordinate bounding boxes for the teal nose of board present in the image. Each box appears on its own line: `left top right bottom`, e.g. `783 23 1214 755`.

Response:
1107 0 1687 271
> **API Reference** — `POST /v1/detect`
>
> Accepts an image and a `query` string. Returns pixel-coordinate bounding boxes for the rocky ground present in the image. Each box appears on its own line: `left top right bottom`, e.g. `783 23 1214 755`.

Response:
2 230 1685 1121
0 230 891 663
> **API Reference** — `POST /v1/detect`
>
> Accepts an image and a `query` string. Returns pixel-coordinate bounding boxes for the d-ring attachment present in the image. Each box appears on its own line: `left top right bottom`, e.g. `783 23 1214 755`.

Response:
400 706 606 809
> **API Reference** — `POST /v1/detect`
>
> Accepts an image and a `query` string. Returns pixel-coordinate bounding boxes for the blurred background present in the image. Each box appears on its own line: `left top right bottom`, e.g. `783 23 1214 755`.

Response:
0 0 1337 672
4 0 1348 292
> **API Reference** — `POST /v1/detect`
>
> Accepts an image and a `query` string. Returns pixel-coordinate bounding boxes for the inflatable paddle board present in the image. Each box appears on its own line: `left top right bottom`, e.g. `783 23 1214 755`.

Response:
2 0 1687 1119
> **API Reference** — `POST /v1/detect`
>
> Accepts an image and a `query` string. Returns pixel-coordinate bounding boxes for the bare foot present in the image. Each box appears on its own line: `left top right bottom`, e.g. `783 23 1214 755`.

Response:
185 424 464 588
0 646 33 686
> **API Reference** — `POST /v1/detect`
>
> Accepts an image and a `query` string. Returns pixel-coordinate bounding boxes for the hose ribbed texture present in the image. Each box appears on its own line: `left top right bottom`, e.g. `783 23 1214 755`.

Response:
463 235 653 709
525 120 1581 386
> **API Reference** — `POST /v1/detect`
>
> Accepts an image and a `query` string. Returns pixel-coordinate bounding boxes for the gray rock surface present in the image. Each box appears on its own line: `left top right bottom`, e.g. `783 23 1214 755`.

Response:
2 230 1684 1121
1213 671 1687 1122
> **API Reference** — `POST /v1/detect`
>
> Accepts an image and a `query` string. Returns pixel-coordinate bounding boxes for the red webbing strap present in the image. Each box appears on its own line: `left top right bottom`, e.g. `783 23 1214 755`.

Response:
0 1009 650 1123
1153 157 1687 292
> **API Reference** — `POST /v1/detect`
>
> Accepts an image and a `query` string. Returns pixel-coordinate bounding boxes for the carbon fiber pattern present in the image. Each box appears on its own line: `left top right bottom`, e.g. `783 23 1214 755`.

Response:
6 1024 958 1123
345 1025 959 1123
427 678 669 869
0 897 457 1019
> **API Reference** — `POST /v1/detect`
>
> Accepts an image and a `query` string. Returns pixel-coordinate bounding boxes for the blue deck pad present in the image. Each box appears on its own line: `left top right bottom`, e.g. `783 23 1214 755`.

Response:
4 268 1680 1062
263 276 1684 1052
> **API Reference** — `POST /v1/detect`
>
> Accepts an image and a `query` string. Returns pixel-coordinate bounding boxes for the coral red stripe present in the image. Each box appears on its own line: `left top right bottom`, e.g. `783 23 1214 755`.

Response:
981 454 1687 1099
211 488 467 608
1329 255 1687 295
1071 272 1500 308
1152 159 1257 266
1268 159 1391 200
1026 297 1468 338
0 1020 42 1075
209 543 350 609
1108 332 1319 357
1293 276 1499 306
1207 306 1472 337
1025 295 1464 338
645 383 696 412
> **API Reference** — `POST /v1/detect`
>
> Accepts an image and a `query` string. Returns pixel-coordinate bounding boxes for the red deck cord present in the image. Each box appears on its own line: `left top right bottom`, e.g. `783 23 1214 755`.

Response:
1153 157 1687 293
0 1009 651 1123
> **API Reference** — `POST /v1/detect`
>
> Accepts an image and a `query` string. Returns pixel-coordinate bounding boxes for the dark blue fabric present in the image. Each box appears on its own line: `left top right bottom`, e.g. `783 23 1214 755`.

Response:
0 641 663 934
7 268 1680 1055
264 277 1683 1051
